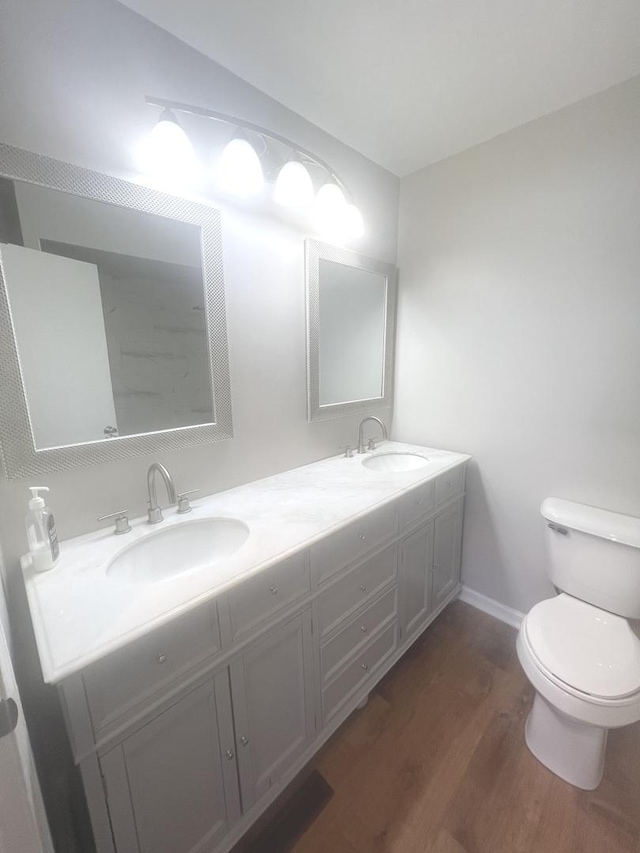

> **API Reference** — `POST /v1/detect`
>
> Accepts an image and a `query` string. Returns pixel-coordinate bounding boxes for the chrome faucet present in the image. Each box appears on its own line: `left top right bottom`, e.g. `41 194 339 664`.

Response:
357 416 388 454
147 462 177 524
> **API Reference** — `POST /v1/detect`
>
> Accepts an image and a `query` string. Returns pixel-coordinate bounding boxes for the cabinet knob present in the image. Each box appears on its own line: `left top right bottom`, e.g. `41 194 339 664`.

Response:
360 584 367 592
359 533 366 542
225 748 235 760
360 625 368 633
361 663 369 671
269 585 279 595
417 499 423 506
157 653 167 665
240 736 249 747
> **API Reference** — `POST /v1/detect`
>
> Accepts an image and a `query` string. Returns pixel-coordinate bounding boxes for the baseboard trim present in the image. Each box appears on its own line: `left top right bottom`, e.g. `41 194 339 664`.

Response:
458 586 524 629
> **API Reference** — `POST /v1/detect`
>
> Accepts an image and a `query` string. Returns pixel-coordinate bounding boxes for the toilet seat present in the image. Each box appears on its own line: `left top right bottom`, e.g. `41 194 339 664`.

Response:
523 594 640 700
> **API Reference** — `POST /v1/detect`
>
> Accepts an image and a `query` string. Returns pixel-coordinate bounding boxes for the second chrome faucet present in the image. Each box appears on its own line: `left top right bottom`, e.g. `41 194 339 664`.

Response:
147 462 199 524
357 417 388 454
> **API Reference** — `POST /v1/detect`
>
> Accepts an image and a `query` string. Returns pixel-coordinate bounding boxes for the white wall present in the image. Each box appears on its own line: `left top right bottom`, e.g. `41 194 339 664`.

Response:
394 75 640 615
0 0 399 571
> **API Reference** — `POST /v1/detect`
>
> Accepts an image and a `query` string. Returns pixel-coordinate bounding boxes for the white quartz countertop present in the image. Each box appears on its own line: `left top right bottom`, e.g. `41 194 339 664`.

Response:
24 441 470 684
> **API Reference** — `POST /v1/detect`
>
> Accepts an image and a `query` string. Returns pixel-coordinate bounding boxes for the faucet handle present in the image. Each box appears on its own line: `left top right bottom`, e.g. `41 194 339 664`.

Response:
177 489 200 514
367 437 378 451
338 445 354 459
97 510 131 535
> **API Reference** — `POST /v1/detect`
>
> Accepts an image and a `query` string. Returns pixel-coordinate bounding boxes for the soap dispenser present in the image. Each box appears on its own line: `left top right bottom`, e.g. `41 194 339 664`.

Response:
25 486 60 572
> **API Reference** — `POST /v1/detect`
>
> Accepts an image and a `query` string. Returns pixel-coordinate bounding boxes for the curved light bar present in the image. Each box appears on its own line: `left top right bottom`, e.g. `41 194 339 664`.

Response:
145 95 364 239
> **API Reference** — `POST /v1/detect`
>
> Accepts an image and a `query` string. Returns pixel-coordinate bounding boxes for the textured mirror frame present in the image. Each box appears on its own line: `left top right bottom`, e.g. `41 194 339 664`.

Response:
0 142 232 478
305 238 397 422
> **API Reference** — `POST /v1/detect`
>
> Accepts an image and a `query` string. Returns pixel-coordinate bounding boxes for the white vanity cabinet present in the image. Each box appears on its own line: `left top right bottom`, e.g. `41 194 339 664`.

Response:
399 522 434 641
398 495 465 642
229 611 315 810
100 672 240 853
60 460 467 853
432 499 464 611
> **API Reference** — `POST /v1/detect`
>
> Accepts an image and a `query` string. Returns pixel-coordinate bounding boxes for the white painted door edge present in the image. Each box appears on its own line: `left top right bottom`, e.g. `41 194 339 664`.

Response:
0 574 54 853
458 585 524 629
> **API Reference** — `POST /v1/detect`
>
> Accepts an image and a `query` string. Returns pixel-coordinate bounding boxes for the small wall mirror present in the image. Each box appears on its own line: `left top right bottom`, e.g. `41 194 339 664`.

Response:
0 143 232 477
305 239 397 421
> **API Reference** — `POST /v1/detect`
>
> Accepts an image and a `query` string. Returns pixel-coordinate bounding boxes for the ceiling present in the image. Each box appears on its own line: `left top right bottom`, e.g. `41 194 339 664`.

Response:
120 0 640 176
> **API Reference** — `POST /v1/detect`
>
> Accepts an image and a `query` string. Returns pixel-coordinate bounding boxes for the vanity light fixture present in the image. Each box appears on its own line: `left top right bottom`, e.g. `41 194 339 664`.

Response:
274 157 315 207
216 130 264 197
314 180 347 240
145 95 365 241
144 108 200 187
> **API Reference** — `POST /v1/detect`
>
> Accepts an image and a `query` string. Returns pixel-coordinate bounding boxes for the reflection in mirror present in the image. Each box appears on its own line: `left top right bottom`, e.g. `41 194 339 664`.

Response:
306 239 397 422
318 259 386 406
0 179 213 450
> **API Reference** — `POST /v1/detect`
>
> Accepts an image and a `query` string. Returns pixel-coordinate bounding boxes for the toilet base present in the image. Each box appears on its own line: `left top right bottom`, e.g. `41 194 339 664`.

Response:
525 692 607 790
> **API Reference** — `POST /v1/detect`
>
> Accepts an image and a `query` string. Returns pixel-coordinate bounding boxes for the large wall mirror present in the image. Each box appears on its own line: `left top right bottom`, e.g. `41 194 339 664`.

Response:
0 142 232 477
305 239 397 421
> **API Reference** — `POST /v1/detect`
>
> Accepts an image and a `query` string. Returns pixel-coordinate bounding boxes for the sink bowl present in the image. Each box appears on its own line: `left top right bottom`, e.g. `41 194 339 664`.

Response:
362 452 430 473
107 517 250 584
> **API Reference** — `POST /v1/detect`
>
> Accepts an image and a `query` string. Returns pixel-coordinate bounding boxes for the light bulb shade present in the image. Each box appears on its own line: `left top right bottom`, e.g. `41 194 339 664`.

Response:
144 110 200 185
274 160 315 207
217 136 264 197
344 203 365 239
313 182 348 240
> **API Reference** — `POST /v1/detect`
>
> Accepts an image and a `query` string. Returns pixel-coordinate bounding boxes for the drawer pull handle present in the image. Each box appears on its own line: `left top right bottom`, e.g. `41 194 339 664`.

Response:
240 736 249 747
269 586 279 595
359 533 367 541
225 748 235 760
360 625 368 633
157 653 167 665
360 584 367 592
361 663 369 671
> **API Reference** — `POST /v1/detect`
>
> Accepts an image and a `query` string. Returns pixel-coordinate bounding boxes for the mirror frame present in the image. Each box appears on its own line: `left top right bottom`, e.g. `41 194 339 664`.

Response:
305 238 397 422
0 142 232 478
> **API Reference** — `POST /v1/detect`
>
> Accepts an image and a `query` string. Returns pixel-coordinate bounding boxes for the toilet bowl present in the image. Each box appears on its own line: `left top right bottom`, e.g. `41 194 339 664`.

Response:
517 594 640 788
518 498 640 789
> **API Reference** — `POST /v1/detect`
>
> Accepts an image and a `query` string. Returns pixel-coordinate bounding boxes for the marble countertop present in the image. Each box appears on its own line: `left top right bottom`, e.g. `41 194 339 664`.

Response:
23 441 470 684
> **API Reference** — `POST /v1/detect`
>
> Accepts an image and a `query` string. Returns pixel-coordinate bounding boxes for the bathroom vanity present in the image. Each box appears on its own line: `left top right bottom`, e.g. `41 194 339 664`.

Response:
24 441 468 853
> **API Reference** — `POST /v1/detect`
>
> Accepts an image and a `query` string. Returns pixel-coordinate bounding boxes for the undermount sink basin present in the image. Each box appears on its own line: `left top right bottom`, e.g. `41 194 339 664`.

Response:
362 452 430 473
107 517 250 584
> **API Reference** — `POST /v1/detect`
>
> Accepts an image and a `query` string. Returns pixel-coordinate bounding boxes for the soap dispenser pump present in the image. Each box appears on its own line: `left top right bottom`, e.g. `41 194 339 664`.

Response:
25 486 60 572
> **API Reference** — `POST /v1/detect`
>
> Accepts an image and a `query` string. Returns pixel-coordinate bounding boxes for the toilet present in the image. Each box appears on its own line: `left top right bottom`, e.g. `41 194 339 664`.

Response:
517 497 640 790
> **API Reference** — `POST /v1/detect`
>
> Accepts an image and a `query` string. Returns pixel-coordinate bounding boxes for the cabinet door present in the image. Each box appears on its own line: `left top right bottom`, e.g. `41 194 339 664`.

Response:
432 498 464 612
101 673 240 853
230 611 315 811
399 522 433 642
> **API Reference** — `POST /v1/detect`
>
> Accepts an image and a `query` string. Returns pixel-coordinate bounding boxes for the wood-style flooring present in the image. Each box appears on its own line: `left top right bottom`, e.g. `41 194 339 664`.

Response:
292 601 640 853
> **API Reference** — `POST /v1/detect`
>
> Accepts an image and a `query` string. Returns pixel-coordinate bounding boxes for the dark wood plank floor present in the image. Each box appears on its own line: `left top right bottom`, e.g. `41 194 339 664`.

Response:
292 601 640 853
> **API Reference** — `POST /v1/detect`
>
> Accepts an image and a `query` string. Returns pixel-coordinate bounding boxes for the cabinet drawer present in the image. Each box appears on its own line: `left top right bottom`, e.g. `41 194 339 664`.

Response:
310 503 398 586
322 623 397 723
435 465 465 506
84 603 221 736
399 480 435 529
227 552 310 642
321 587 398 683
317 545 397 638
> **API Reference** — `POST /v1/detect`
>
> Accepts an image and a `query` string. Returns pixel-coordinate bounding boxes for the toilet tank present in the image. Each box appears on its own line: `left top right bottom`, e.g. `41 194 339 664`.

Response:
541 498 640 619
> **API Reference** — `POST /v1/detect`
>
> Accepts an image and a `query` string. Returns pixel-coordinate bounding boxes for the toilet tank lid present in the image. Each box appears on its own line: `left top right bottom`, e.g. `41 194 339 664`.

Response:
541 498 640 548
